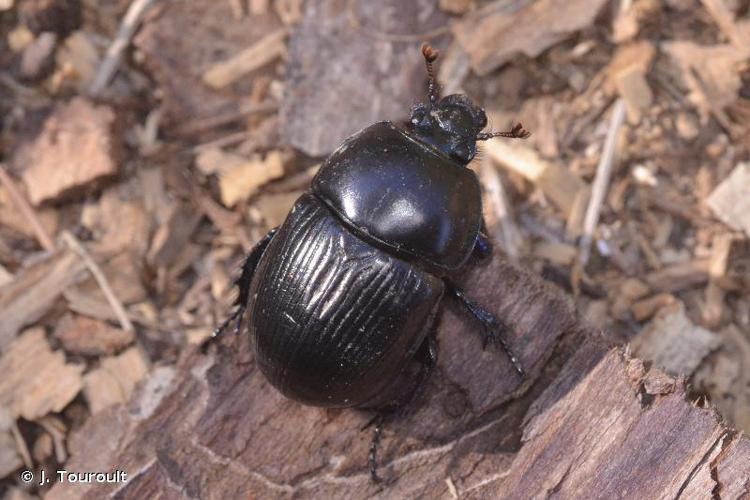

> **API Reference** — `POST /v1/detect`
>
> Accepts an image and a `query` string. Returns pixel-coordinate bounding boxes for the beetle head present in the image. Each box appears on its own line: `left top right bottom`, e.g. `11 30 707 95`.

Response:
408 95 487 164
408 43 530 165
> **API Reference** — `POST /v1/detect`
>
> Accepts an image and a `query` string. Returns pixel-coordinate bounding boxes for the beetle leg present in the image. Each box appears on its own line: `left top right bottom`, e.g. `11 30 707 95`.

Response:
210 228 277 342
444 281 525 377
368 413 386 483
366 333 438 483
473 218 493 260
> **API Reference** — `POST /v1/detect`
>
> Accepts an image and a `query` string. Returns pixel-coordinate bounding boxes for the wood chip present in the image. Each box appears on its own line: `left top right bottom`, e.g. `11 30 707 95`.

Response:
485 139 586 216
453 0 609 75
0 409 22 479
703 233 747 326
203 28 287 89
612 0 639 42
19 31 57 80
134 0 284 130
645 259 710 292
54 31 100 91
83 346 150 414
611 278 651 319
80 186 150 257
694 325 750 432
146 203 201 268
631 302 720 376
630 293 677 322
533 242 577 266
54 314 135 356
614 65 653 123
663 41 744 130
7 25 33 52
700 0 750 56
254 191 301 229
217 150 285 207
706 162 750 237
439 0 474 15
0 328 84 420
15 97 119 205
0 265 13 288
0 251 87 349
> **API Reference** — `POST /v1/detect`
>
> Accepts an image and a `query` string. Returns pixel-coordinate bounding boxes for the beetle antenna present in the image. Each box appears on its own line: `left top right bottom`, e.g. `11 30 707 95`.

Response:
477 123 531 140
421 42 440 105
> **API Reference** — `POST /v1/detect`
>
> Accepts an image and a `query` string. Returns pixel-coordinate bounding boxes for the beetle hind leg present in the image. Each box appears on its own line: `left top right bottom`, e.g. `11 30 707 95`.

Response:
205 228 277 349
365 334 437 483
445 281 525 377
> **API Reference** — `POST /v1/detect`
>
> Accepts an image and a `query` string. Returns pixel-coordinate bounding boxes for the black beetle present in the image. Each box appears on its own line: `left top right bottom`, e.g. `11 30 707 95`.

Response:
213 43 530 482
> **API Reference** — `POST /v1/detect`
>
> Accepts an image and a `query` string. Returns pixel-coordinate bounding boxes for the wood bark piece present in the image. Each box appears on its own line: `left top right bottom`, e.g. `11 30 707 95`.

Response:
204 149 285 207
631 301 721 376
19 31 57 81
202 28 287 90
15 97 119 205
280 0 449 157
43 255 749 499
645 258 711 292
0 328 84 421
0 250 88 349
83 346 150 414
484 139 586 216
663 42 744 132
134 0 284 133
453 0 609 76
53 314 134 356
707 162 750 238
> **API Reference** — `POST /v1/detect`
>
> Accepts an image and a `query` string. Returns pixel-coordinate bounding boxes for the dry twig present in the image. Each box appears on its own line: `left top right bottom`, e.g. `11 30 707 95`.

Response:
61 231 135 333
89 0 157 96
578 99 626 266
0 165 55 251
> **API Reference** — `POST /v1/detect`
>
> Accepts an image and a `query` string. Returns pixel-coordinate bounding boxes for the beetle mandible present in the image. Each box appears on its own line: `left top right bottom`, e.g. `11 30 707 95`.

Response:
212 43 530 483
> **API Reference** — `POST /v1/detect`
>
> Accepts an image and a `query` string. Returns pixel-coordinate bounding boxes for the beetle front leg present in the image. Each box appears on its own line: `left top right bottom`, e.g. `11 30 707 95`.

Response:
473 218 493 260
210 228 278 341
444 281 524 377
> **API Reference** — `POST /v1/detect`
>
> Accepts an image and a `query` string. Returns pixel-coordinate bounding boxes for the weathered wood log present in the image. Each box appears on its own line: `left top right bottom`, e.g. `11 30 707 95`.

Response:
47 256 749 499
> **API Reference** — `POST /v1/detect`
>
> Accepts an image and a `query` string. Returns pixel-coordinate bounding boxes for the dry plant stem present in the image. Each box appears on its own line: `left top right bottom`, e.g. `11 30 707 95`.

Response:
579 99 626 266
175 100 278 136
61 231 135 333
88 0 157 96
479 158 522 261
0 165 55 251
10 419 32 470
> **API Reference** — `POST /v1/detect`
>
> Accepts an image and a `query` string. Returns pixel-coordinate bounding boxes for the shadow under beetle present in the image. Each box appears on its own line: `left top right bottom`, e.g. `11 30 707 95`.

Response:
212 43 530 483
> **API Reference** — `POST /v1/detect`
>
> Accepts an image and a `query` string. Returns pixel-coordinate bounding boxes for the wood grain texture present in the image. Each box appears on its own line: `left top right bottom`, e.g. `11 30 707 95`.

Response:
46 254 749 500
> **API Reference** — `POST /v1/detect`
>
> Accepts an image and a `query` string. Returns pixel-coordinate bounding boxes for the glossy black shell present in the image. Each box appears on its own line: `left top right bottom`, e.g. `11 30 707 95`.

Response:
312 122 482 272
249 193 443 407
249 121 483 408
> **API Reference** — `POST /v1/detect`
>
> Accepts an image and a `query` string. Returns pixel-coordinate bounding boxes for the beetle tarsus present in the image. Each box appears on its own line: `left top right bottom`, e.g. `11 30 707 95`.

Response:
445 282 525 378
473 231 493 260
368 415 385 483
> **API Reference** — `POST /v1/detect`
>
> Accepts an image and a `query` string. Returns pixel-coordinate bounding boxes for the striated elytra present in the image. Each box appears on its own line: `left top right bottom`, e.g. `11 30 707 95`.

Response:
212 43 531 483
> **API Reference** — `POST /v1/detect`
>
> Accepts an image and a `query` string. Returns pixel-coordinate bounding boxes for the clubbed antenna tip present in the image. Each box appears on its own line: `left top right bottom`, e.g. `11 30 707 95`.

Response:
421 42 439 63
421 42 440 104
